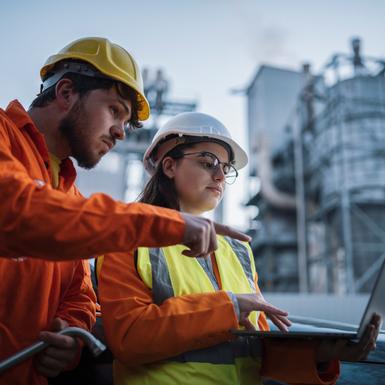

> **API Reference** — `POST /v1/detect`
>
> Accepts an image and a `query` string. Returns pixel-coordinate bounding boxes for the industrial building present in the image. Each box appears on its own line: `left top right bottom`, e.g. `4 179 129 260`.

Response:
246 39 385 294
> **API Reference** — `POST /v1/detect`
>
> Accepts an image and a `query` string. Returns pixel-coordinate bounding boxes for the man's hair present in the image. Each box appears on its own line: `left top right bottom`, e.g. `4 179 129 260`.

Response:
30 61 142 129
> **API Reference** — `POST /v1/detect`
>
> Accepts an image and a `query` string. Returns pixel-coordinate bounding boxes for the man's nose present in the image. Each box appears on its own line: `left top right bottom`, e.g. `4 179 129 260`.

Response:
110 124 125 141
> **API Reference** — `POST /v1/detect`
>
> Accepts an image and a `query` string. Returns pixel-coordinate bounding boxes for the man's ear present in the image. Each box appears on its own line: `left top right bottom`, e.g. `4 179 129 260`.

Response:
162 157 177 179
55 79 78 111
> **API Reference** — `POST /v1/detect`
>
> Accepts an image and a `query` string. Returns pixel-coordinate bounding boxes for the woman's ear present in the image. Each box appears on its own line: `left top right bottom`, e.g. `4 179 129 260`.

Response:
162 157 177 179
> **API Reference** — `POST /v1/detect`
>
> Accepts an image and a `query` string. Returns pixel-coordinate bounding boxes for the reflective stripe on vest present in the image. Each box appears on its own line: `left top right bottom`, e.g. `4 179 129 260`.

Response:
149 247 174 305
148 237 256 306
196 256 220 291
149 247 221 305
126 237 264 385
169 337 262 364
224 236 256 291
141 236 261 365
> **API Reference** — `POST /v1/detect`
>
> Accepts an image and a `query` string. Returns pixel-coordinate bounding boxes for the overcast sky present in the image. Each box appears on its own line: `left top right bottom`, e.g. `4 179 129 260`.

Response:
1 0 384 227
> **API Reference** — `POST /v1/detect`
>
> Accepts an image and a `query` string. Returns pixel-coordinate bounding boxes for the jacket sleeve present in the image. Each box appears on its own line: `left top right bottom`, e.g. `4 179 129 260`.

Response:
55 260 97 331
98 251 239 366
0 123 185 260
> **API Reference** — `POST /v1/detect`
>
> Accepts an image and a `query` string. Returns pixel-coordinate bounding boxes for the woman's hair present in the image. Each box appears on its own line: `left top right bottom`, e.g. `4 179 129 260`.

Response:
138 142 196 210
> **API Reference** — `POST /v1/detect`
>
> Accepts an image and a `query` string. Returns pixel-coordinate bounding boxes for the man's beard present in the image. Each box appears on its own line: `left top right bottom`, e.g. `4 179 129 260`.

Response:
58 99 101 169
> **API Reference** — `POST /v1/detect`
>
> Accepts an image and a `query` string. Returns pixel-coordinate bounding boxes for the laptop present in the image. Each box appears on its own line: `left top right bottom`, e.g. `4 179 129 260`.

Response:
232 257 385 341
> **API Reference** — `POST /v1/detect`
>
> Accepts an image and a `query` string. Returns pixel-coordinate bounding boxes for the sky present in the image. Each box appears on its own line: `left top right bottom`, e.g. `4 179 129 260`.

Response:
1 0 384 228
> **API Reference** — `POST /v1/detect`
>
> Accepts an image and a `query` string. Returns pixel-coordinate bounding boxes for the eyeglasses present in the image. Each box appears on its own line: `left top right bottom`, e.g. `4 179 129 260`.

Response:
175 151 238 185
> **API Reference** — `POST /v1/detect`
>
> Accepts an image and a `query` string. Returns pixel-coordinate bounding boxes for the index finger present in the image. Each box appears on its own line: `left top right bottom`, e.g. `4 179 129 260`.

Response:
269 314 291 332
213 223 251 242
258 302 288 317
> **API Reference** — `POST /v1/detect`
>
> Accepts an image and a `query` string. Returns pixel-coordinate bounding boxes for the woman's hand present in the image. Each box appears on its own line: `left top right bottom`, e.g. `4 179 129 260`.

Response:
316 313 382 364
235 292 292 331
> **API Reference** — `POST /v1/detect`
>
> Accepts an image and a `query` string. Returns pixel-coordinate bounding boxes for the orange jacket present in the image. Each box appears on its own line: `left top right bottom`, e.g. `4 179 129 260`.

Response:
99 250 339 385
0 100 185 385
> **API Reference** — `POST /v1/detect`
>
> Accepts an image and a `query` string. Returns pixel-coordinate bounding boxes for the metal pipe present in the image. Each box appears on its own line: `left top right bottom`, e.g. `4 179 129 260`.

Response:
256 135 297 209
293 111 309 293
0 327 106 374
336 95 355 294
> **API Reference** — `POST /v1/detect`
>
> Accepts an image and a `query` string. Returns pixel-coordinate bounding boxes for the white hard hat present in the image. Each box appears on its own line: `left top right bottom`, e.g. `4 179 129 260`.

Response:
143 112 248 175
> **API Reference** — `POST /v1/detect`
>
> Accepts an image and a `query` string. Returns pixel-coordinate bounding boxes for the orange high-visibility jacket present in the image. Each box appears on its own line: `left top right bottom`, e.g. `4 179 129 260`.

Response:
0 100 185 385
99 247 339 385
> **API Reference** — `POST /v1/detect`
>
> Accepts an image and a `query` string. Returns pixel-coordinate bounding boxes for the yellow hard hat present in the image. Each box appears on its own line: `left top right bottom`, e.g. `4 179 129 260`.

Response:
40 37 150 121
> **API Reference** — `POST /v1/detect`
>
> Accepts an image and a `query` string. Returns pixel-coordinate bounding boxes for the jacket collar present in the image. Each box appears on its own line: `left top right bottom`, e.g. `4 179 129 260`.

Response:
5 100 77 190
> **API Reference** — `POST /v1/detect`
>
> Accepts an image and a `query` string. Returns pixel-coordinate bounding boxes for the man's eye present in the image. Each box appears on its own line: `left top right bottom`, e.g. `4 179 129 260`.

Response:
110 106 119 117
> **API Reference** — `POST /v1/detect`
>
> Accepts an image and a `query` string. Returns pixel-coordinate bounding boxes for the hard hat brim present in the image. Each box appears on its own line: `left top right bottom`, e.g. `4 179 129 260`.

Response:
144 130 248 175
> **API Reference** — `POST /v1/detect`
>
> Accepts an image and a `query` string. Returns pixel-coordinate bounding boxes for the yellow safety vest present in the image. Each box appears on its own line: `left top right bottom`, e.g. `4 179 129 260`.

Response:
114 235 263 385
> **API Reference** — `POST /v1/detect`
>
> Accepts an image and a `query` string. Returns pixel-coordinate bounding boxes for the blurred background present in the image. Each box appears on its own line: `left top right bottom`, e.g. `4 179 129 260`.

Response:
2 0 385 324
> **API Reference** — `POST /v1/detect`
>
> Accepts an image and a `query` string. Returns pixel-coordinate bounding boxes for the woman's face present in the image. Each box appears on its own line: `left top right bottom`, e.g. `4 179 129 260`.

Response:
162 142 230 215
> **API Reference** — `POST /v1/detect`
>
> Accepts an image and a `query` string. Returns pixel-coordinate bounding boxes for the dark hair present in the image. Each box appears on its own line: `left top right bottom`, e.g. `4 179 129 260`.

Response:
29 61 142 129
138 143 196 210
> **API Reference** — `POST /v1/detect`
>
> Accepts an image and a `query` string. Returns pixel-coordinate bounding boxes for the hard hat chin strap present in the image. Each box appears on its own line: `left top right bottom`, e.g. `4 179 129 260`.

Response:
40 61 109 94
147 136 186 171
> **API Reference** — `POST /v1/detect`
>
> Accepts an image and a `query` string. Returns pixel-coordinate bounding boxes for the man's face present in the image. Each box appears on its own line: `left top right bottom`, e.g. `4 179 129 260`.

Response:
59 87 133 169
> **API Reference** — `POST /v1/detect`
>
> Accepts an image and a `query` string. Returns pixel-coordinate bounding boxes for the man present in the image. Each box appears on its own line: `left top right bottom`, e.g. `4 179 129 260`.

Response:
0 37 249 385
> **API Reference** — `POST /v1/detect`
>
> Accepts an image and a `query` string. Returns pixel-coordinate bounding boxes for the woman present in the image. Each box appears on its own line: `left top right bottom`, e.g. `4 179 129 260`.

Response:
98 112 378 385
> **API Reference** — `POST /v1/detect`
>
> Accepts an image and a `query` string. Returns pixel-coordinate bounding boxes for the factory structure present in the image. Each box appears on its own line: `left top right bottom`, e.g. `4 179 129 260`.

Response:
246 38 385 295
